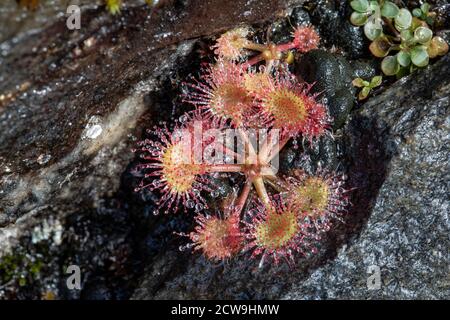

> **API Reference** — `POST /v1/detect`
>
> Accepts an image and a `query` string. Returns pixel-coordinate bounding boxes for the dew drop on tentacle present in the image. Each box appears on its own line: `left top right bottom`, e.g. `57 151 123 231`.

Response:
195 203 204 212
211 190 220 198
186 199 195 209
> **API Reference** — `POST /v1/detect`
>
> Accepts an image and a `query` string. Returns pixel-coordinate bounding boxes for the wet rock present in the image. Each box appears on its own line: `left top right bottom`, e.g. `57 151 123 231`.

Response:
434 3 450 29
305 0 368 59
350 60 378 80
283 54 450 299
0 0 292 299
297 50 355 130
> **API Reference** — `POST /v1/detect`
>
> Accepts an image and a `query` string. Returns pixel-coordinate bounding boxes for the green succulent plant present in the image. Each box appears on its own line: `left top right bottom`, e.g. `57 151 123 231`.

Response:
352 75 382 100
412 2 435 26
350 0 449 78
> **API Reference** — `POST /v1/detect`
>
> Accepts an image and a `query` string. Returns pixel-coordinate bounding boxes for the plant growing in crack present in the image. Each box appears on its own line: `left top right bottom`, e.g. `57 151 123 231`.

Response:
352 75 382 100
134 25 349 266
105 0 161 15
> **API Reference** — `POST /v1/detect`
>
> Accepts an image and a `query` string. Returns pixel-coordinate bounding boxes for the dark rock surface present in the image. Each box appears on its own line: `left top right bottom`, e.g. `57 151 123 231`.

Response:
0 0 296 299
298 50 357 130
284 54 450 299
305 0 368 59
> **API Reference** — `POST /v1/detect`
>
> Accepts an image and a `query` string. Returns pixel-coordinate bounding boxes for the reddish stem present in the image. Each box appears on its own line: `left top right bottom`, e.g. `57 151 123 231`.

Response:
275 42 296 52
243 42 268 52
232 181 252 219
205 164 243 173
253 176 271 208
244 54 264 68
267 135 290 162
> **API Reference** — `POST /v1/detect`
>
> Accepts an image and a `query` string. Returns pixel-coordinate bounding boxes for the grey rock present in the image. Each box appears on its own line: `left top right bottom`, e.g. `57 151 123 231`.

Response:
283 54 450 299
0 0 290 299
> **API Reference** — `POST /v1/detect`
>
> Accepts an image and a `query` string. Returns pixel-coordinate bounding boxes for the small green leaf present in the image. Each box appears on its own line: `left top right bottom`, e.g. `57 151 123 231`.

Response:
350 11 368 26
381 1 399 18
410 46 429 67
369 1 380 12
425 16 434 25
364 16 383 41
414 26 433 44
420 3 430 14
381 55 400 75
396 51 411 67
400 29 414 42
412 8 422 17
350 0 369 13
19 276 27 287
358 86 371 100
369 1 378 9
352 78 366 87
395 8 412 30
370 75 382 87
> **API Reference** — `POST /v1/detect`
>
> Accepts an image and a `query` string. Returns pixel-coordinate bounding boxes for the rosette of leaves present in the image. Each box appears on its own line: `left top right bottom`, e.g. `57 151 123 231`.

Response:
352 75 382 100
350 0 399 40
412 3 435 26
350 0 449 78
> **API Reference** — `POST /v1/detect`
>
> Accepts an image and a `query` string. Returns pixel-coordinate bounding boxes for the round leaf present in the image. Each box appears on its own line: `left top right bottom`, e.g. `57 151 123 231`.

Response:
395 8 412 30
352 78 366 87
414 26 433 44
358 86 371 100
350 0 369 13
381 56 400 76
420 3 430 14
412 8 422 17
364 16 383 41
369 37 391 57
400 29 414 42
427 36 449 58
350 11 368 26
369 1 380 12
370 75 382 87
410 46 429 67
381 1 399 18
396 51 411 67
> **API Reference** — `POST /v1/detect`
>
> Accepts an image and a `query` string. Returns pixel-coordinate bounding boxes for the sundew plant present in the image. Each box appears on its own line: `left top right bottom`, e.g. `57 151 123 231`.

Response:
134 25 349 266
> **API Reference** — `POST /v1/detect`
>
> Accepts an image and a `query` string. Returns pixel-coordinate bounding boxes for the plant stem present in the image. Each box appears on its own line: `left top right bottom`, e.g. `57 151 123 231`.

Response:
267 135 290 162
244 54 264 68
258 133 290 164
264 177 285 193
237 128 257 164
205 164 243 173
275 42 296 52
233 181 252 219
252 176 271 208
243 42 268 52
